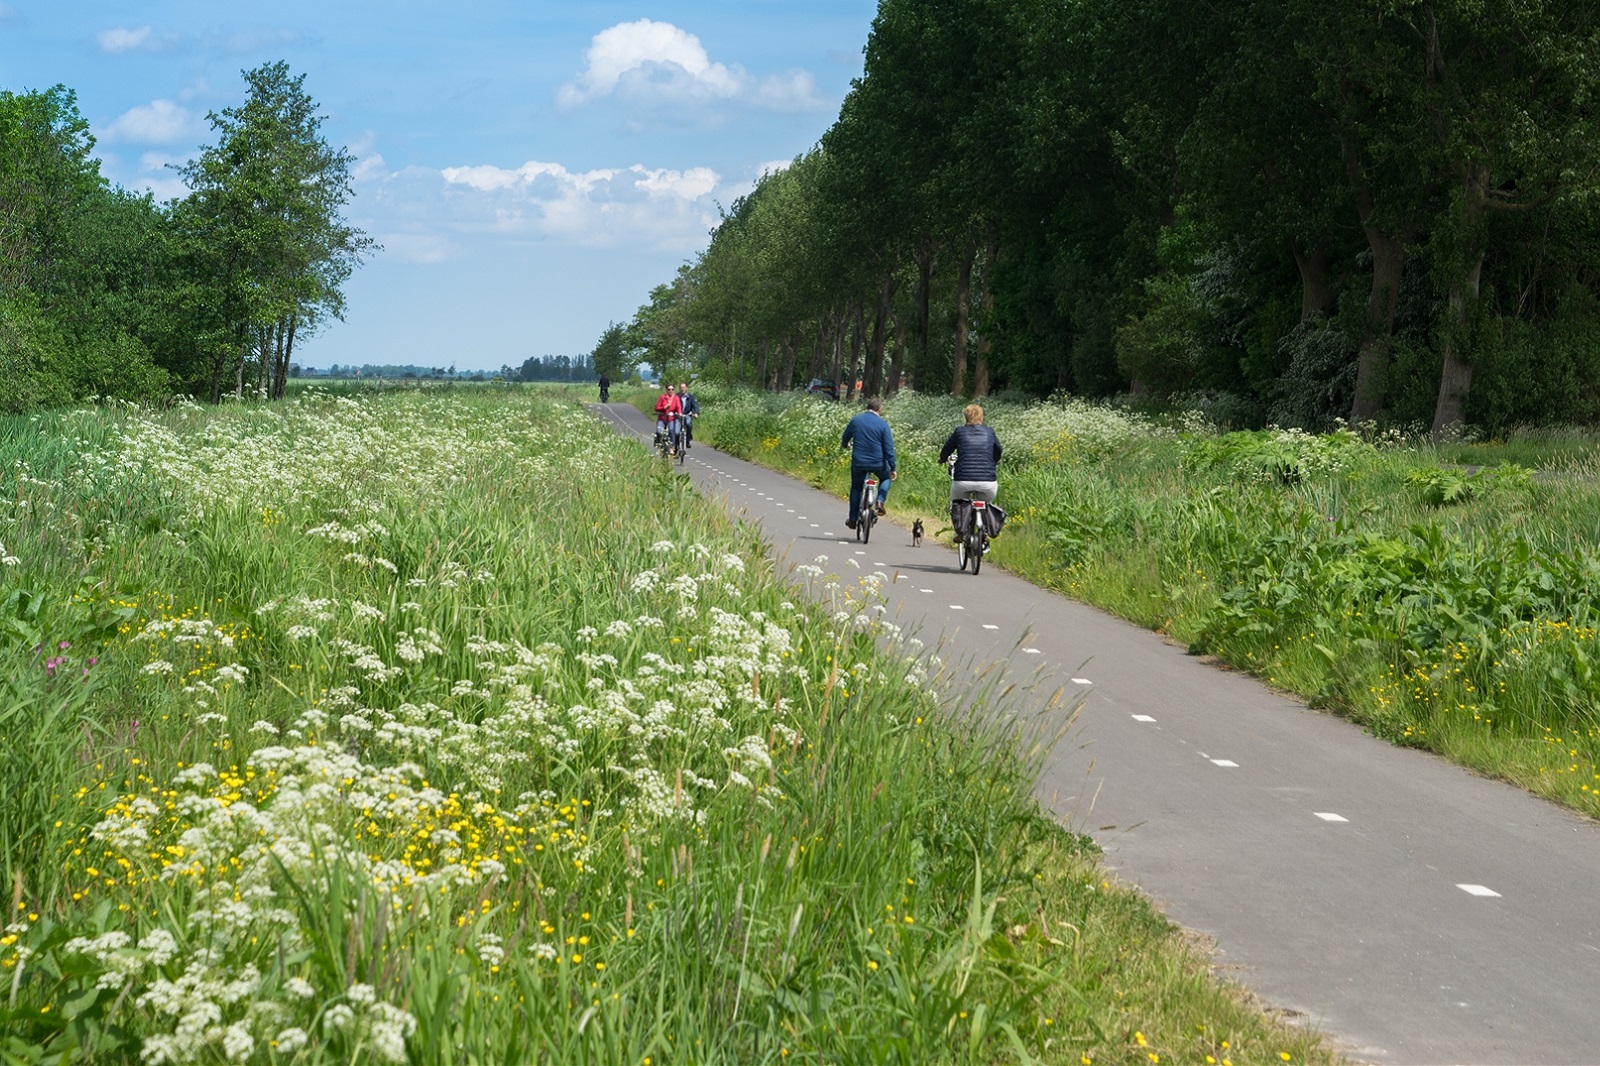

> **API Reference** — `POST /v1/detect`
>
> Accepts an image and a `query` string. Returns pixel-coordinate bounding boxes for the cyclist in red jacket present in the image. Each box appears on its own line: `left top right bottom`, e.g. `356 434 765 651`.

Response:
654 387 683 452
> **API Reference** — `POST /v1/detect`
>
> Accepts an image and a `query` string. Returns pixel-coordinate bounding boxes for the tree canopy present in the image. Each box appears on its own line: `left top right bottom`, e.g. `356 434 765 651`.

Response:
616 0 1600 435
0 63 371 411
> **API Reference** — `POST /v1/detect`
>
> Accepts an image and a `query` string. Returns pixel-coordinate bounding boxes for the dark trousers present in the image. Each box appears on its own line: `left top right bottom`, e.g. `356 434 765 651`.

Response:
849 465 893 523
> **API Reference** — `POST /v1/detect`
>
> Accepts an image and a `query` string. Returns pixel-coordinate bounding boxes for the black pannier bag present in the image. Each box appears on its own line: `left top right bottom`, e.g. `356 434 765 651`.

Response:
950 500 1005 537
950 499 973 537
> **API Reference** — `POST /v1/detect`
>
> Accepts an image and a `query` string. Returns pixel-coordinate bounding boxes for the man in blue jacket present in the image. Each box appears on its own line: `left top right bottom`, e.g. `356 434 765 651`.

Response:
840 396 896 529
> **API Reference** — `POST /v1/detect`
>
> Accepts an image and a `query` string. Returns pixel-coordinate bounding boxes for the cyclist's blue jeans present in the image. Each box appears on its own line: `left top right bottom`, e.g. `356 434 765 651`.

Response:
849 465 893 523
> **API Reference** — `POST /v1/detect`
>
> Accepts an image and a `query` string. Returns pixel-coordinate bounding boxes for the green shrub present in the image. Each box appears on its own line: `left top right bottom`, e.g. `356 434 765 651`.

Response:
1406 463 1534 507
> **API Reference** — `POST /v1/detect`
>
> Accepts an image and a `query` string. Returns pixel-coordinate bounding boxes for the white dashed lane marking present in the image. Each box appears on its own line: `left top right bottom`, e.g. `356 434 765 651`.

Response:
950 605 965 610
1314 813 1349 823
1072 677 1092 685
920 588 933 593
1024 648 1042 655
1131 714 1157 722
982 624 999 630
1210 759 1239 768
1457 884 1500 897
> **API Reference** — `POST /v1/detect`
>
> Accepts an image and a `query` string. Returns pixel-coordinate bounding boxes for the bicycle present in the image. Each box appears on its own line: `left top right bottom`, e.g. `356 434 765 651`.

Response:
655 416 684 463
953 493 990 575
856 474 880 544
681 412 696 452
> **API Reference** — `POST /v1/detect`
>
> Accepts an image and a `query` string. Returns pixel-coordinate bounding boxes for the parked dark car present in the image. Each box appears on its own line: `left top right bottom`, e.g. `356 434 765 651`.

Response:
803 377 840 400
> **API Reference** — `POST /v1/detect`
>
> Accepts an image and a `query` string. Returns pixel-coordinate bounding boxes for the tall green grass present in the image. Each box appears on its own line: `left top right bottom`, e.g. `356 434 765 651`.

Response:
0 388 1331 1064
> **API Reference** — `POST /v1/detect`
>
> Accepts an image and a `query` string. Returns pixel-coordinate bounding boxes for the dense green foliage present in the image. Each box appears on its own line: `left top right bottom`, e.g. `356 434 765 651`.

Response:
0 64 369 411
616 1 1600 436
689 386 1600 818
0 388 1328 1064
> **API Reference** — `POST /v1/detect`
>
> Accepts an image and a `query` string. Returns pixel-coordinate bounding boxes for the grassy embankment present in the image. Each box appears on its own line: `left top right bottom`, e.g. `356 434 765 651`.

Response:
0 387 1330 1064
675 386 1600 821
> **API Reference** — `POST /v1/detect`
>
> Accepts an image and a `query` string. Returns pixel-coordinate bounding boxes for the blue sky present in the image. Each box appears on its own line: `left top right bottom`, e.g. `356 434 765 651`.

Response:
0 1 874 369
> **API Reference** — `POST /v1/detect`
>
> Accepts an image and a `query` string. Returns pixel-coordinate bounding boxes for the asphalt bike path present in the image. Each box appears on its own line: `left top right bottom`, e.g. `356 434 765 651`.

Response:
594 403 1600 1064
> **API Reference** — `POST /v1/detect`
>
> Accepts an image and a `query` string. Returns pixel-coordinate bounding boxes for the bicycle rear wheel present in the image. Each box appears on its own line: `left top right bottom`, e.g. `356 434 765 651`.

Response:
968 530 983 574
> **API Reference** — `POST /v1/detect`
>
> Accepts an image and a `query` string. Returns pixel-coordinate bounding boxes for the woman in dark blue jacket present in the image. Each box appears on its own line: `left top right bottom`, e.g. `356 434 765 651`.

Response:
938 404 1002 504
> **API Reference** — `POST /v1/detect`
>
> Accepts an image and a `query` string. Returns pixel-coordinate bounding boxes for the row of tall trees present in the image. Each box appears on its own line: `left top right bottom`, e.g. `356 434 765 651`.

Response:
515 353 598 382
611 0 1600 432
0 62 370 412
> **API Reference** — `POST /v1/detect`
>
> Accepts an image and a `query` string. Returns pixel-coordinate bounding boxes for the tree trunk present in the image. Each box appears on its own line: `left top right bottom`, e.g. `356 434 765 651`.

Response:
1292 241 1336 321
777 332 799 392
887 307 907 396
1344 135 1409 424
755 339 770 391
1432 164 1490 435
271 315 289 399
256 328 272 398
832 305 844 384
807 317 828 381
846 301 865 401
974 231 999 397
915 237 935 387
1431 259 1482 435
233 344 247 399
865 276 896 399
950 241 976 396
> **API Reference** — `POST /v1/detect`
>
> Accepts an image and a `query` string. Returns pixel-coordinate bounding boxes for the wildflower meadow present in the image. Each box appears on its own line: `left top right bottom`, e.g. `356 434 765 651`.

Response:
0 386 1329 1064
694 385 1600 821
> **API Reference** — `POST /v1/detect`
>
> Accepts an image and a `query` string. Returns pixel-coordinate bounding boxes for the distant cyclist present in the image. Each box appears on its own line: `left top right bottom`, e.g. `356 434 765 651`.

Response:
840 396 896 530
938 403 1002 533
676 382 700 449
598 371 611 403
654 385 683 452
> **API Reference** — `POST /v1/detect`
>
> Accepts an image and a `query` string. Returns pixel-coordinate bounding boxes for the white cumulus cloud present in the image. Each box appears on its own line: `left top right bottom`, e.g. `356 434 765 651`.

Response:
97 26 153 52
328 154 728 269
558 19 822 114
96 25 184 53
101 100 198 145
634 166 718 200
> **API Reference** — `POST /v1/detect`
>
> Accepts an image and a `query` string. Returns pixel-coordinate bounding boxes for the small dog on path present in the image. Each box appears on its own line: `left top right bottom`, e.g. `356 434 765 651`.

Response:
911 518 924 547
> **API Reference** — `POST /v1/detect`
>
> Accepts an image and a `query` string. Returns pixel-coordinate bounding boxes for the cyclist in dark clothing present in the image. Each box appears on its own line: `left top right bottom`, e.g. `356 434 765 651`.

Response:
841 397 896 529
598 372 611 402
939 405 1002 536
676 383 700 449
